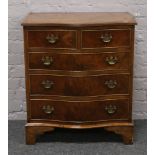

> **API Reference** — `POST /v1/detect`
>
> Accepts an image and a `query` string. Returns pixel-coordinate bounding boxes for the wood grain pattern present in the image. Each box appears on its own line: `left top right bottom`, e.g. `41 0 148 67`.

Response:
22 12 136 144
29 52 130 71
30 99 129 121
28 30 77 48
21 12 137 26
29 74 130 96
82 29 131 48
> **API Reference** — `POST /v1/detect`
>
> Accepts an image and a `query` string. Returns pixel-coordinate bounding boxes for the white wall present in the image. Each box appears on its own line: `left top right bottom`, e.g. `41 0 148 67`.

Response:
8 0 147 120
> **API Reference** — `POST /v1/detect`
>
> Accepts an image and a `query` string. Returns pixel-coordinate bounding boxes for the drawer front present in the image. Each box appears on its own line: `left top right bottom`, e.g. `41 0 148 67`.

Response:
30 74 129 96
27 30 77 49
29 52 130 71
82 29 131 48
30 99 129 121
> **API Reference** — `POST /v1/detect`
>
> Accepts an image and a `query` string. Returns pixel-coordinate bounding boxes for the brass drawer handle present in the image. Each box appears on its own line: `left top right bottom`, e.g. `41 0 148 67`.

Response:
42 80 54 89
106 56 118 65
42 56 53 66
100 33 112 43
105 80 117 89
105 105 117 114
46 34 59 44
42 105 54 114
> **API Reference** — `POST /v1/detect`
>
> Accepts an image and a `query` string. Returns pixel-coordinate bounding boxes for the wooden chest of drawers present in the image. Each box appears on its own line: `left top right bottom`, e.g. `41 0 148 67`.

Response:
22 12 136 144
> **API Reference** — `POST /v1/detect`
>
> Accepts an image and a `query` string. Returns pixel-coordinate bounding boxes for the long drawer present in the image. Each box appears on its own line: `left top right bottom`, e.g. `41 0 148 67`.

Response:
30 99 130 121
29 52 130 71
29 74 130 96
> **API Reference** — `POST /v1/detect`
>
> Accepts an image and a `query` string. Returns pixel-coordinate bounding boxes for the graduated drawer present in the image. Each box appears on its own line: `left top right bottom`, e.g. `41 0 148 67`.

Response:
82 29 131 48
27 30 77 49
29 52 130 71
30 99 129 121
29 74 130 96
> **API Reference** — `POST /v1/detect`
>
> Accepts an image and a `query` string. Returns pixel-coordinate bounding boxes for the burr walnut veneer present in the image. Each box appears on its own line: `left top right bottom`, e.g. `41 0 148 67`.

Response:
22 12 136 144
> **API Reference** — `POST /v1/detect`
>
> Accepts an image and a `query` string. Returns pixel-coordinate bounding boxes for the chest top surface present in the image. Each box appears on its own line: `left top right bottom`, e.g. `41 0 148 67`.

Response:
21 12 136 26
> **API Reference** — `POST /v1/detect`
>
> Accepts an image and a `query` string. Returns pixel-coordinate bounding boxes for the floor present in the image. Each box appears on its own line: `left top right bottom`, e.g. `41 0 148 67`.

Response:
8 120 147 155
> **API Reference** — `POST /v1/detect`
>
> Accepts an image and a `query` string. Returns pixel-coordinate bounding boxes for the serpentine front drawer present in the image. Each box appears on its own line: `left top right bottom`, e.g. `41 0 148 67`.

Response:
28 51 130 71
29 74 130 96
30 99 130 121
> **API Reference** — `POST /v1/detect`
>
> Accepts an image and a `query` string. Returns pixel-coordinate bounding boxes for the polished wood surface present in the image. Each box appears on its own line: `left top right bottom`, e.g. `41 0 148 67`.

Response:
28 30 77 48
104 125 133 144
30 74 129 96
82 29 131 48
30 99 129 121
26 122 133 144
22 12 137 26
25 124 54 144
22 12 136 144
29 52 130 71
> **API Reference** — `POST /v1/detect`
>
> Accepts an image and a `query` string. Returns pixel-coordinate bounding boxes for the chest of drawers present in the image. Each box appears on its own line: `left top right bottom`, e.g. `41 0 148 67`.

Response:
22 12 136 144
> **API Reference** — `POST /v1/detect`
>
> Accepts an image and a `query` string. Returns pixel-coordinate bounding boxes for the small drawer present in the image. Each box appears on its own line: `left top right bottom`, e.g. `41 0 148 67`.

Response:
82 29 131 48
29 52 130 71
30 99 129 121
27 30 77 49
29 74 129 96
